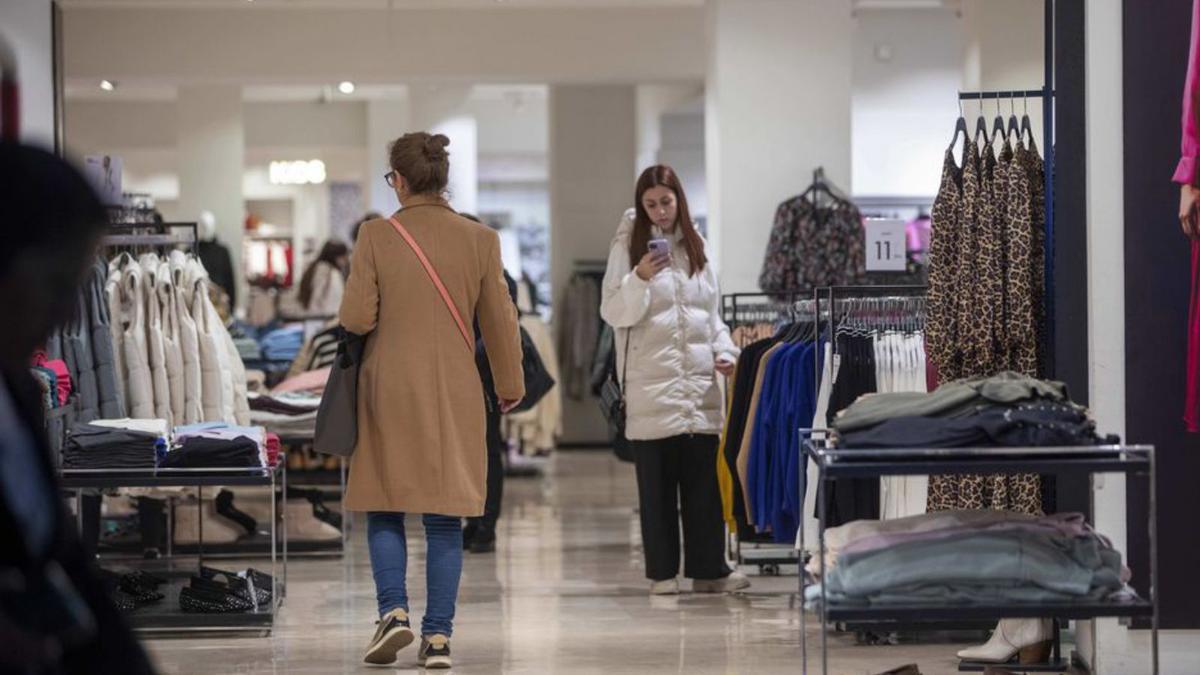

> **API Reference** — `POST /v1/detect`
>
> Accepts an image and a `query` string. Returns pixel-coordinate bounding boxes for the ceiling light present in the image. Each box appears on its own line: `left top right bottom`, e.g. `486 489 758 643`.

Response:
338 81 356 95
100 80 116 92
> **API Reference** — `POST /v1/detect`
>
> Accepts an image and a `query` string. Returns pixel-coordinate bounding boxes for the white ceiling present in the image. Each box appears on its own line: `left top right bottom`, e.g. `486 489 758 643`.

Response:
59 0 701 8
65 80 548 103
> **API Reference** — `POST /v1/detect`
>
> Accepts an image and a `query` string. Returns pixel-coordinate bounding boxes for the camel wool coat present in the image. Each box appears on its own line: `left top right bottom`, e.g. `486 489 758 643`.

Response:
339 196 525 516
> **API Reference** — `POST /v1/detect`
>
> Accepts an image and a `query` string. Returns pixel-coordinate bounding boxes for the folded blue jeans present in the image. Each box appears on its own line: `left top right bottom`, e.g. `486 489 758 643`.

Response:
367 512 463 637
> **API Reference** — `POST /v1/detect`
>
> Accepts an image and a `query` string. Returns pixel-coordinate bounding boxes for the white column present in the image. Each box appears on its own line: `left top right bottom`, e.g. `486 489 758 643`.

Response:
177 84 245 308
549 84 637 444
0 0 54 149
705 0 854 293
366 98 411 218
1084 1 1133 673
412 85 478 215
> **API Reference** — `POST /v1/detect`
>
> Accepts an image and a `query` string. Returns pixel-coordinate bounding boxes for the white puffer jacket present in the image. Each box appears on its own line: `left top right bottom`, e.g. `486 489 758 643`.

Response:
600 209 739 441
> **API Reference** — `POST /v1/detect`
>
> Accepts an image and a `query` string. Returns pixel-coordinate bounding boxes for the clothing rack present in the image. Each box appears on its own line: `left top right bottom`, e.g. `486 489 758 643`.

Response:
957 80 1056 376
103 222 199 254
813 285 928 390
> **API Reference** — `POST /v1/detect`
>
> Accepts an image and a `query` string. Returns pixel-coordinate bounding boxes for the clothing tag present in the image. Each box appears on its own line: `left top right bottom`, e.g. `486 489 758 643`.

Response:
864 219 907 272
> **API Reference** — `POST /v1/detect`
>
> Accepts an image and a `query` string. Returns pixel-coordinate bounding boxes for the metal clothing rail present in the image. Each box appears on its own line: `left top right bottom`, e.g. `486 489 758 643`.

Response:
958 89 1052 101
103 222 199 255
812 284 928 392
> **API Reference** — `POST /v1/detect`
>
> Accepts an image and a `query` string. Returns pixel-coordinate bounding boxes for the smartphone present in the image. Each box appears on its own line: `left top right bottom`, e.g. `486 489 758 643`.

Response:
648 238 670 258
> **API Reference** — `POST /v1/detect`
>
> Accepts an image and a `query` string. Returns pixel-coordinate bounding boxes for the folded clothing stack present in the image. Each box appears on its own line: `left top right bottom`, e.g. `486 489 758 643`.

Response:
248 390 321 438
160 435 261 469
832 371 1116 449
804 510 1133 607
248 392 321 415
259 325 304 362
234 336 262 362
175 422 270 466
63 423 164 469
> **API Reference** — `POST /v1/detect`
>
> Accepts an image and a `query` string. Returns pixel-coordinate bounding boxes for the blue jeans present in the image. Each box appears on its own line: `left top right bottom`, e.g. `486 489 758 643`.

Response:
367 512 463 637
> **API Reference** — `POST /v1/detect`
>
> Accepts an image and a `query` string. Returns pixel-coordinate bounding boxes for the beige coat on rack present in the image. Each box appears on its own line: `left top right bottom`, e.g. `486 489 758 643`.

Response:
339 197 525 516
169 251 205 424
140 253 173 426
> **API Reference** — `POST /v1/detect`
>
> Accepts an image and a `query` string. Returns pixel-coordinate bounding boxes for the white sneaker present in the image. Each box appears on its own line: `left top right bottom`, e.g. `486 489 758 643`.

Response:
650 578 680 595
693 570 751 594
956 618 1052 663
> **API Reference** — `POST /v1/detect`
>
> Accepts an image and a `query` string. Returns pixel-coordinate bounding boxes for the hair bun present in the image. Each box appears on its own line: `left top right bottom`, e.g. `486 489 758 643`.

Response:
424 134 450 160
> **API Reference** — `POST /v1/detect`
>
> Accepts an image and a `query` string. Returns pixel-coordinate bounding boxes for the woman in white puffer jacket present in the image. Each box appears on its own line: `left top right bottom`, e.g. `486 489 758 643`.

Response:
600 164 749 596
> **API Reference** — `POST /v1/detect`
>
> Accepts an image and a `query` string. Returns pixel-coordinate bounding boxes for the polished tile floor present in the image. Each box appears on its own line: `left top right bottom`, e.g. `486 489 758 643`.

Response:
141 452 1185 675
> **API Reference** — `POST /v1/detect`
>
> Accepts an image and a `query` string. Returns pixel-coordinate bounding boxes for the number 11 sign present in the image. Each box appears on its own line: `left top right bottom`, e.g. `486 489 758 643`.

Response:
864 219 907 272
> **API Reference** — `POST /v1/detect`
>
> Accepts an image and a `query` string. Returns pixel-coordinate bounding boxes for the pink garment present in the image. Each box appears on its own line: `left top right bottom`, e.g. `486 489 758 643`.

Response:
906 216 931 254
31 352 72 406
1175 0 1200 184
265 433 281 467
271 367 330 395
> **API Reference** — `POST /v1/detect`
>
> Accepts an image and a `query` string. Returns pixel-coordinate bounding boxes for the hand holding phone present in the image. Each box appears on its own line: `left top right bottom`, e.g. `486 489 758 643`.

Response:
635 243 672 281
648 238 670 259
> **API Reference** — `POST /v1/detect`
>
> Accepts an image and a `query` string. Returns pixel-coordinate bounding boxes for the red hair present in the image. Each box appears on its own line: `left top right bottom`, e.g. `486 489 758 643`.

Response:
630 165 707 277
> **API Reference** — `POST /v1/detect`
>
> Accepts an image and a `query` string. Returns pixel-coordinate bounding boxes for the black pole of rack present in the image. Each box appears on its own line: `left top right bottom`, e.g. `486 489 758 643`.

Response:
1043 0 1057 380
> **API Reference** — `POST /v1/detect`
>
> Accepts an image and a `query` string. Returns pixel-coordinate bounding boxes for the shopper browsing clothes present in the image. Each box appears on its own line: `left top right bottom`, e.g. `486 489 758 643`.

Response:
295 240 349 318
600 164 750 595
0 143 156 674
339 132 525 668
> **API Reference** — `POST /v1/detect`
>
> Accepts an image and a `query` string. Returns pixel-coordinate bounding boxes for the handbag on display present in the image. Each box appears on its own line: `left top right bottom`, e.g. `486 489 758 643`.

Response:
598 329 633 463
313 327 364 457
477 324 555 415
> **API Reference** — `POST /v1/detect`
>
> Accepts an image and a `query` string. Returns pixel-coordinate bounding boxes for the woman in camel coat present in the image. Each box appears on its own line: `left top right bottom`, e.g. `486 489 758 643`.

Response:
340 132 524 669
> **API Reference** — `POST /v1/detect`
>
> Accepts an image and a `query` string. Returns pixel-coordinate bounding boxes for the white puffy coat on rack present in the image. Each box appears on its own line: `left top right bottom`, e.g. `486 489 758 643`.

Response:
600 209 739 441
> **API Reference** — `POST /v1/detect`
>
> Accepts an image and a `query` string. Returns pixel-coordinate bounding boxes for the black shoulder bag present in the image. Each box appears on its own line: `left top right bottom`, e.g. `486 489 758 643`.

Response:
598 329 633 463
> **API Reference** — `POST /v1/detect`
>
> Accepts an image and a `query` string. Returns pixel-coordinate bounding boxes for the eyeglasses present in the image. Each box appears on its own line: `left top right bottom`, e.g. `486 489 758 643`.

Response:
384 171 397 188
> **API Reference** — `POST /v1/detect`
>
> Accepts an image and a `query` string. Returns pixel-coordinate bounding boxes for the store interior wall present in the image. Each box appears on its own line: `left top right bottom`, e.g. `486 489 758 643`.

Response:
851 8 963 199
0 0 54 148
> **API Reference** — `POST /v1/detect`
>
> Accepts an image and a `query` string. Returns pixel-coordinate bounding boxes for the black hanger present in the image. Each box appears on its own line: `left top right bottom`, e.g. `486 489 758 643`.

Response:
967 93 985 143
948 115 968 153
989 96 1005 144
1006 93 1021 139
1020 94 1035 143
948 95 968 153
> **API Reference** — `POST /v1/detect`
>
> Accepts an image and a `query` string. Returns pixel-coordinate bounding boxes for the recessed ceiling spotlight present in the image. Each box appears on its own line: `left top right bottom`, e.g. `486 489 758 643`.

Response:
100 80 116 91
338 81 356 95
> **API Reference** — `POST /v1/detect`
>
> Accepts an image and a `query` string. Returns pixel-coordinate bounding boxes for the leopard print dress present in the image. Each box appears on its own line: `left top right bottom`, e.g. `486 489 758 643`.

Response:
926 133 1043 516
926 146 965 382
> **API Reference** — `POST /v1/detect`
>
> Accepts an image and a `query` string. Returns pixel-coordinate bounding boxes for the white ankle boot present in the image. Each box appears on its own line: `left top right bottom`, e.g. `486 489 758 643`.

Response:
956 618 1052 664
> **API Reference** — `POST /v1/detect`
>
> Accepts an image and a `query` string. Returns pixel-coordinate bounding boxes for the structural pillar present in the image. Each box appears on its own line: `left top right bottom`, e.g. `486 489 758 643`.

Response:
176 84 245 309
705 0 854 292
366 98 412 218
412 85 478 215
549 84 637 445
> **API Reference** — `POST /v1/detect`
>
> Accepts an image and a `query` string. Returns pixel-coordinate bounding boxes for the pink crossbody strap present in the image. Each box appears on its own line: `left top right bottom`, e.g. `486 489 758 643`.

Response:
388 216 473 352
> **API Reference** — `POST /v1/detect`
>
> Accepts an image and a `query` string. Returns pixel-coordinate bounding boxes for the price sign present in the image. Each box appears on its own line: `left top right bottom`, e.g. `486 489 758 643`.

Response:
864 218 907 272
